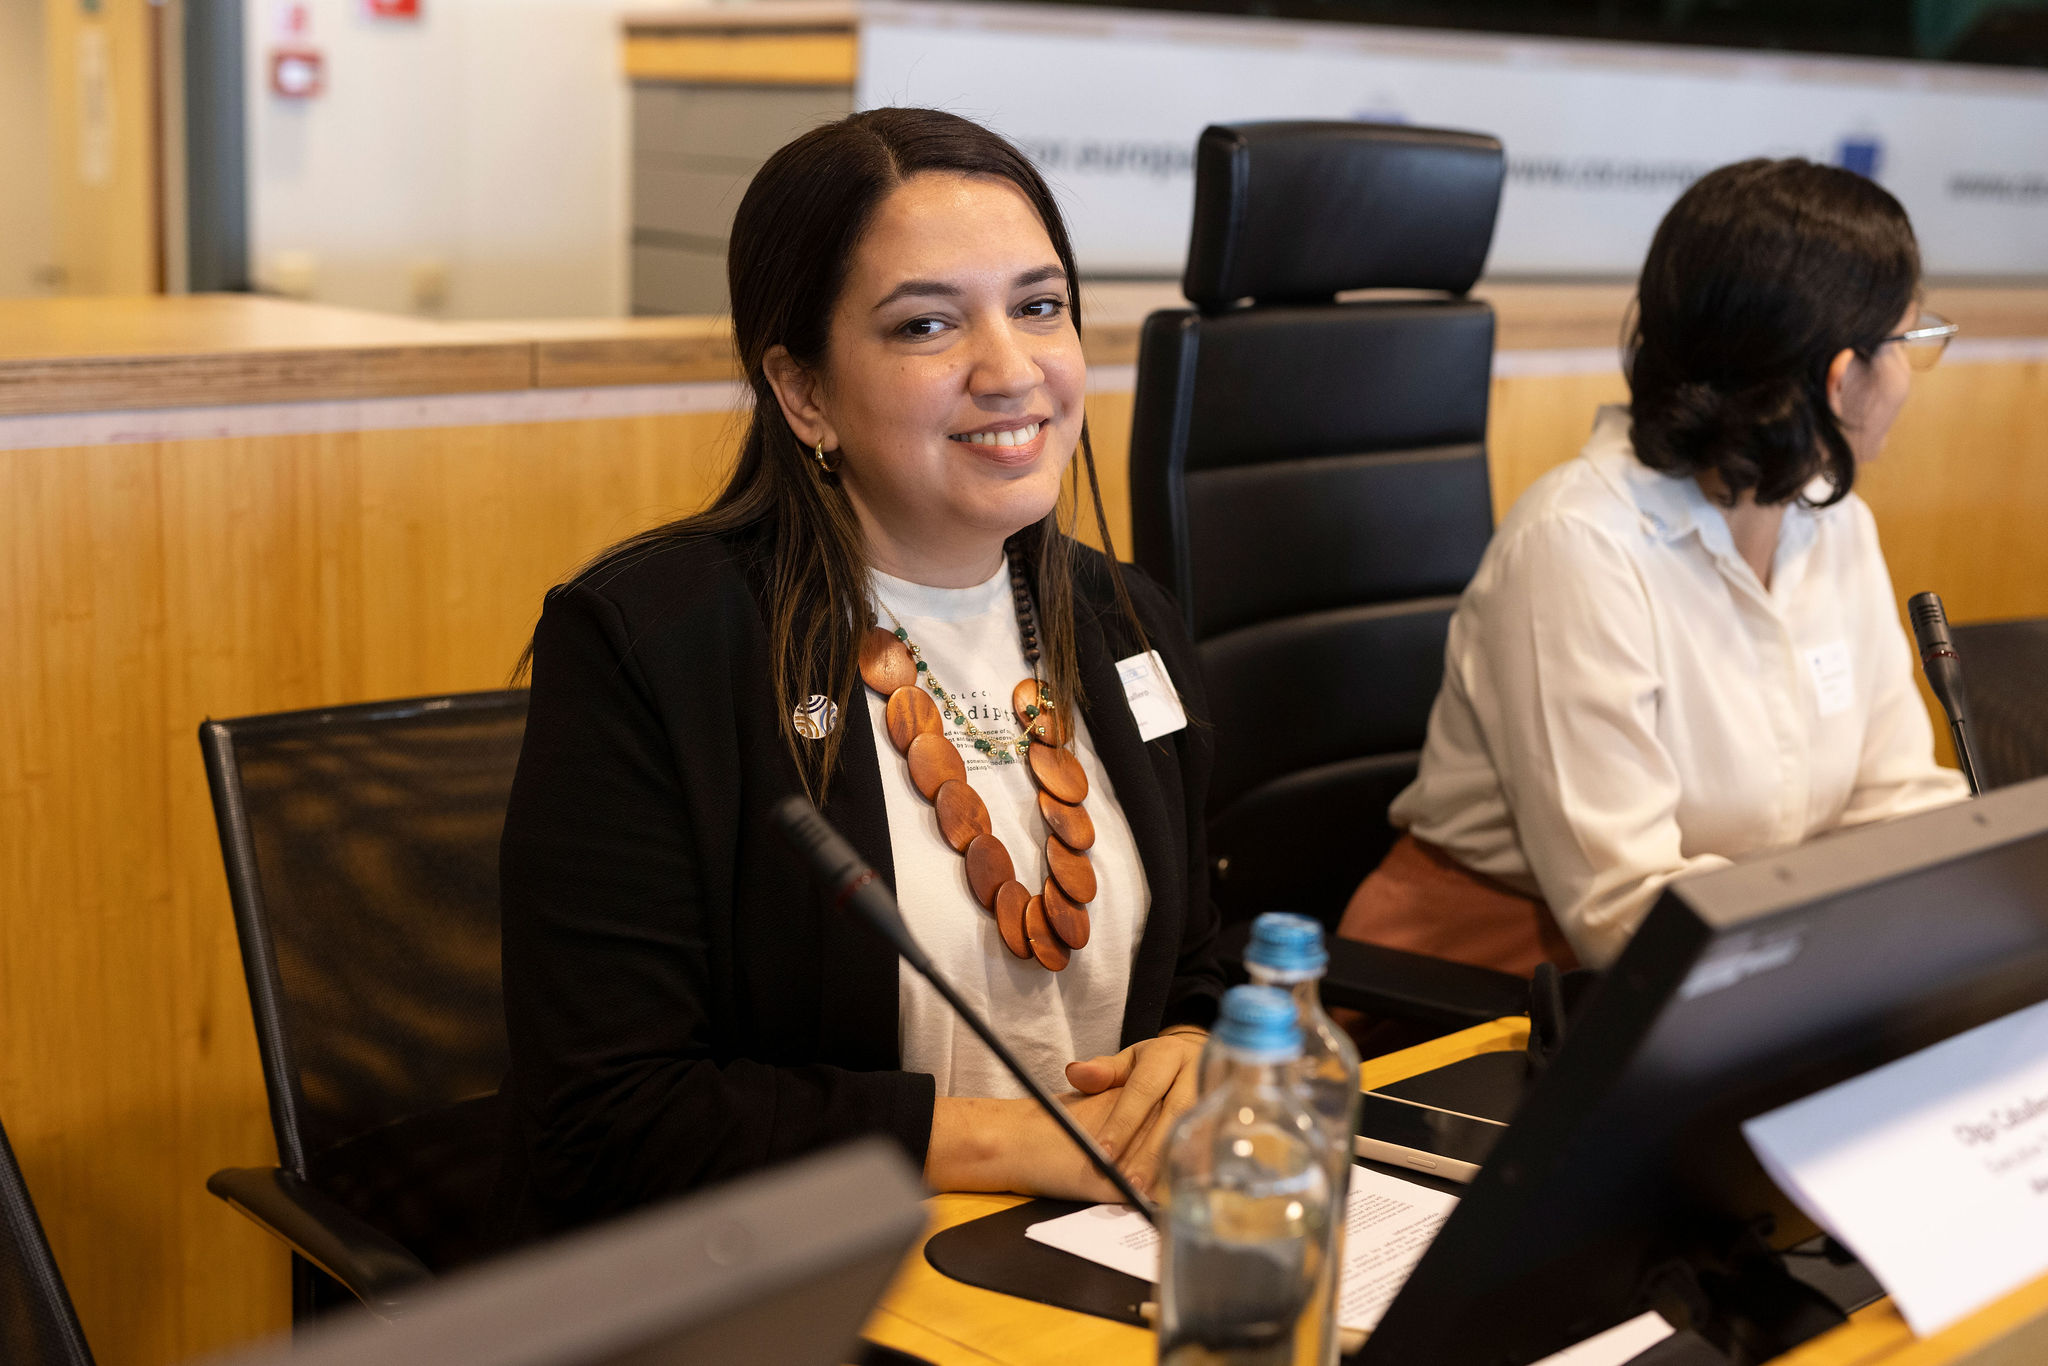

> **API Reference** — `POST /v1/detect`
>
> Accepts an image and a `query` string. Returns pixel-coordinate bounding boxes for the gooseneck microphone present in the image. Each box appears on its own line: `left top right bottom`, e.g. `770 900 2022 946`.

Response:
771 795 1161 1225
1908 592 1982 795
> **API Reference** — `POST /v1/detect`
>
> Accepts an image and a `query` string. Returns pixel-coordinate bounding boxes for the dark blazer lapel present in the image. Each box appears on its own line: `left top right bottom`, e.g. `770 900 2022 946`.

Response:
1073 599 1188 1047
816 695 902 1071
732 528 901 1074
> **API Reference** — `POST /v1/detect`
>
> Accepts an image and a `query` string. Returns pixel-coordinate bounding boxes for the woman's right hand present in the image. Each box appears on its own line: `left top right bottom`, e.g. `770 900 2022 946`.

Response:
925 1091 1136 1203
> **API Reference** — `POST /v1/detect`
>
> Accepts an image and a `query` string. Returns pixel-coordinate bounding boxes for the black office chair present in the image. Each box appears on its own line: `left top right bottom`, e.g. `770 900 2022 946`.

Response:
0 1114 95 1366
1131 121 1526 1028
1953 618 2048 790
199 690 528 1322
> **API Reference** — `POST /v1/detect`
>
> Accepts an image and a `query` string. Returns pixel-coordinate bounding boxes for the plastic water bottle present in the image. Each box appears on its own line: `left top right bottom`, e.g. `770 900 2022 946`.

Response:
1158 985 1334 1365
1243 913 1363 1158
1199 918 1364 1149
1244 913 1363 1364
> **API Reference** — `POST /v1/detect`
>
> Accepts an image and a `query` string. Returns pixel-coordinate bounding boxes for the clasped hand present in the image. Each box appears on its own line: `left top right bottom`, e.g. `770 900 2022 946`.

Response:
1061 1026 1207 1198
924 1027 1208 1203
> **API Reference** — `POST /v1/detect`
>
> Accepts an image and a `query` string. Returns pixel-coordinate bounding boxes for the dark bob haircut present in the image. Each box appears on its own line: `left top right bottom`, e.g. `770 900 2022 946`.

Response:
1626 158 1920 507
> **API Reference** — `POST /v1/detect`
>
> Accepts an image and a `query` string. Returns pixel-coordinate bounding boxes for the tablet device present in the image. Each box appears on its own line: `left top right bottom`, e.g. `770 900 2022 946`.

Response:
1354 1089 1508 1182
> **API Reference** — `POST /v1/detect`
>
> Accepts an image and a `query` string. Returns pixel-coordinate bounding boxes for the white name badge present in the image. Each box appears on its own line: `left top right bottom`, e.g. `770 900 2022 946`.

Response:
1804 640 1856 719
1117 650 1187 742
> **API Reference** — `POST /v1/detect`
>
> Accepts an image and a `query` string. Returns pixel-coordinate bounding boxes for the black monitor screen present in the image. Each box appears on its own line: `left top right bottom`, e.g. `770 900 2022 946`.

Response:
1365 778 2048 1365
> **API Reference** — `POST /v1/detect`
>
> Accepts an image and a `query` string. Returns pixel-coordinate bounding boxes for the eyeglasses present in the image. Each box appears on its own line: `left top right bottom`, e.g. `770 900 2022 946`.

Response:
1882 309 1959 370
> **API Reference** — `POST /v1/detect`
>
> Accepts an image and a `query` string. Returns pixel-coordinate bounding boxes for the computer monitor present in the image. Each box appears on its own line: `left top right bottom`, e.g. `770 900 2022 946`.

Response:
1362 777 2048 1366
199 1139 926 1366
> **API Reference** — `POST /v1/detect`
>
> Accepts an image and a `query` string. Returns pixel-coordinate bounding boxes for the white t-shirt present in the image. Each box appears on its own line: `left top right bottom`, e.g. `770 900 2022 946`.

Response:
1394 405 1969 968
867 564 1150 1100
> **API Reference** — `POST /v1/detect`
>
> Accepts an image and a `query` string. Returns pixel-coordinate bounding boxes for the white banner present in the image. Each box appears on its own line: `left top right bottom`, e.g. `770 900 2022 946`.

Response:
856 1 2048 277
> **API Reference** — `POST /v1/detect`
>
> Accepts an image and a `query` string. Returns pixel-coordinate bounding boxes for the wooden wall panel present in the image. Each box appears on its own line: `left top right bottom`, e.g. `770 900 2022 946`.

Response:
2 410 734 1366
1079 390 1134 558
0 391 1130 1366
1486 369 1633 518
0 368 2039 1364
1856 357 2048 624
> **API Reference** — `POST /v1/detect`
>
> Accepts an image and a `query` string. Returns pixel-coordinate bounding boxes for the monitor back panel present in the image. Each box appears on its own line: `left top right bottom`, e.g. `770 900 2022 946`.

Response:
1365 780 2048 1365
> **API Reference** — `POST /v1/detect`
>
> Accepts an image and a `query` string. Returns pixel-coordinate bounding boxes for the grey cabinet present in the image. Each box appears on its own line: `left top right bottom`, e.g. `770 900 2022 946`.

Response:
630 83 854 315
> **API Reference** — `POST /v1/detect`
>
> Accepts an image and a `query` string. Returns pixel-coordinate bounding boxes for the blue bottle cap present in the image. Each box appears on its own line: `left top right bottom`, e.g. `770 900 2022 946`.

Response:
1245 912 1328 982
1212 984 1303 1062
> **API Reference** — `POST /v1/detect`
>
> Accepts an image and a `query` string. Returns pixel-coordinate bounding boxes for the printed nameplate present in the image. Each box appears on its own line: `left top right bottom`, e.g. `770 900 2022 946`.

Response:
1743 996 2048 1335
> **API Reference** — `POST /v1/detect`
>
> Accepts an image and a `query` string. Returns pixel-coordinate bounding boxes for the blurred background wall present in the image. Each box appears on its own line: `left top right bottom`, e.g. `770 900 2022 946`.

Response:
245 0 634 318
0 0 57 297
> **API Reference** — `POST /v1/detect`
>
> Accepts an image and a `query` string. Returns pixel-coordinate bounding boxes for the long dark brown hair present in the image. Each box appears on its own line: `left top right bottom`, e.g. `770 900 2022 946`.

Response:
533 107 1138 800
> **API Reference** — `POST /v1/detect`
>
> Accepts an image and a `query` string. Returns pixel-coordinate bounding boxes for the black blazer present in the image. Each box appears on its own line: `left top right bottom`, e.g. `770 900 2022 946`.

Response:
498 527 1223 1232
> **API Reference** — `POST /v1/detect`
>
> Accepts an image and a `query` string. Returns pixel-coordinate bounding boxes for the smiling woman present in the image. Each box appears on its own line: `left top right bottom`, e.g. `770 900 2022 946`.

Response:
762 175 1088 597
496 108 1224 1238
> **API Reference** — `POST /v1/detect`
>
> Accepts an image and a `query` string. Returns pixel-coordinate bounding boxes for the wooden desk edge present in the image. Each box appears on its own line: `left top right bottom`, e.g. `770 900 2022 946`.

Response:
0 343 537 417
4 286 2042 418
0 320 1140 416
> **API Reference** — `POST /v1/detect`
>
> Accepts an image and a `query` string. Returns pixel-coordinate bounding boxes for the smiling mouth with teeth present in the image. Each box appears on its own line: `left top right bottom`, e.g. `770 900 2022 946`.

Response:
951 421 1043 448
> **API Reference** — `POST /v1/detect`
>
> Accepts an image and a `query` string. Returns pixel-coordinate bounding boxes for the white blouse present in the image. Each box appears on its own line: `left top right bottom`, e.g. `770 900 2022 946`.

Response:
866 564 1151 1100
1393 406 1968 968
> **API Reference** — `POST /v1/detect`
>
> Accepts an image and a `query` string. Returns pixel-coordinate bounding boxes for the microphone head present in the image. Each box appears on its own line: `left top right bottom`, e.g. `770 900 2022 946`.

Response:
771 795 863 884
769 796 920 959
1907 590 1972 729
1908 591 1952 654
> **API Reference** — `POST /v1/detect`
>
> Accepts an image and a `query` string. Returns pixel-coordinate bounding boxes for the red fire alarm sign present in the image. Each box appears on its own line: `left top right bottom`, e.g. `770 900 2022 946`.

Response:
362 0 421 17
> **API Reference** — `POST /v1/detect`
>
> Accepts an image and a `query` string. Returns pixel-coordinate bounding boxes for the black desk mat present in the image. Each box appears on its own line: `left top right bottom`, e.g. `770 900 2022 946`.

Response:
924 1198 1152 1327
927 1199 1738 1366
923 1047 1529 1328
922 1159 1469 1328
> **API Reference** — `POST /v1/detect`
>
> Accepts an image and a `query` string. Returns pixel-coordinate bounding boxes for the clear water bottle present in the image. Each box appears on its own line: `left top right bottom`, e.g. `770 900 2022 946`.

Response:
1242 913 1363 1157
1159 985 1333 1366
1244 913 1363 1364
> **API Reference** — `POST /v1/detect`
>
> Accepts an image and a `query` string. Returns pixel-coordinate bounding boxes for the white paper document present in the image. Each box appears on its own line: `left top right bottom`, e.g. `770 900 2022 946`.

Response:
1529 1312 1675 1366
1742 996 2048 1336
1024 1165 1459 1333
1024 1200 1164 1285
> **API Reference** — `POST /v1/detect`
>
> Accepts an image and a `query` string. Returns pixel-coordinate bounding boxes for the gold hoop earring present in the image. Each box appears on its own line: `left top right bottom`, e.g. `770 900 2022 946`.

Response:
813 438 841 476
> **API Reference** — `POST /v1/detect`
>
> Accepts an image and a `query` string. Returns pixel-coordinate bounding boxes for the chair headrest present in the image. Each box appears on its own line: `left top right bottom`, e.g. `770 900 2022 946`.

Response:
1181 121 1505 308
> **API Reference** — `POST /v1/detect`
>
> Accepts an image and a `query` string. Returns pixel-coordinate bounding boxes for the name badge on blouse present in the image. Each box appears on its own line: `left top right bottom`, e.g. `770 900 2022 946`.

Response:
1117 650 1188 741
1805 641 1856 719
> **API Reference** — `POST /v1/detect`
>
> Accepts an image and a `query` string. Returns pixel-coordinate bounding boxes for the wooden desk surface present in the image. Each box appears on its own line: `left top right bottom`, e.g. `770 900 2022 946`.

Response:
866 1018 2048 1366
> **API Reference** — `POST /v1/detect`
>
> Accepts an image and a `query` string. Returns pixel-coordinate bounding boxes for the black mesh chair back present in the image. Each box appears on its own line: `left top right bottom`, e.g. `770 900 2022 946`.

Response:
0 1115 94 1366
1953 619 2048 789
201 691 527 1278
1131 122 1504 929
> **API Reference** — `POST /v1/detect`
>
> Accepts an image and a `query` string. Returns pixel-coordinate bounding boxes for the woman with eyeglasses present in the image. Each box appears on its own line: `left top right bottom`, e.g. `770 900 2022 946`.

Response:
1338 157 1968 984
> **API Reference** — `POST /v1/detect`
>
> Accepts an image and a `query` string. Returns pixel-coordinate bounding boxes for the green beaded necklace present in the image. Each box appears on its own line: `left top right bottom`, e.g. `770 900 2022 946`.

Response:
874 549 1048 763
872 614 1048 765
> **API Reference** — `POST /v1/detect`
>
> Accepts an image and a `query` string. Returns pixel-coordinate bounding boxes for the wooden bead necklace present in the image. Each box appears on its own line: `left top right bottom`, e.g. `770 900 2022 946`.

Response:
860 554 1097 971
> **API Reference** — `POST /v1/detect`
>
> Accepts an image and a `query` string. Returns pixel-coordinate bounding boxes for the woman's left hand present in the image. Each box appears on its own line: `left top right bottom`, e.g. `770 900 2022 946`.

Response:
1065 1027 1207 1195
